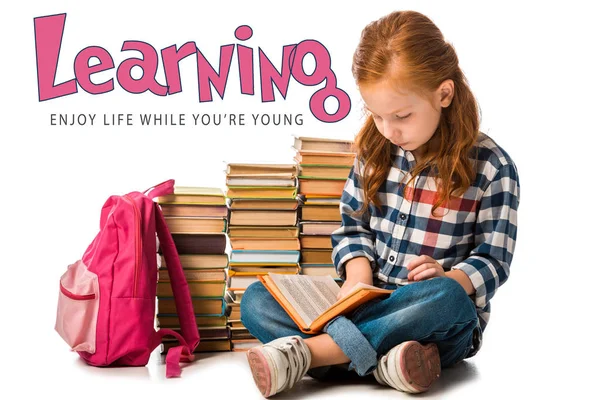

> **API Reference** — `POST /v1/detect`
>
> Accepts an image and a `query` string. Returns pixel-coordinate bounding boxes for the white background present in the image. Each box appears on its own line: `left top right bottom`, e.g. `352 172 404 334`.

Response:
1 0 598 398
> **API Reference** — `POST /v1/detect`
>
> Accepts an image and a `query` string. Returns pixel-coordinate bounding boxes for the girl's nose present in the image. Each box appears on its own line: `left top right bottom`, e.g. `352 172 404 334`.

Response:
382 120 397 140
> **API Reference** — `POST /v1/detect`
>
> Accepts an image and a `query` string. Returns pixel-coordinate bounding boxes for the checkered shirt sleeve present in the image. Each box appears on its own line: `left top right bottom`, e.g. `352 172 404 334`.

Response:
451 163 520 309
331 157 376 280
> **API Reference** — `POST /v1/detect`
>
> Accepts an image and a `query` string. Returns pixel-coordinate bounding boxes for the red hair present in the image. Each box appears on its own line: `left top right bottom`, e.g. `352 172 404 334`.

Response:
352 10 480 216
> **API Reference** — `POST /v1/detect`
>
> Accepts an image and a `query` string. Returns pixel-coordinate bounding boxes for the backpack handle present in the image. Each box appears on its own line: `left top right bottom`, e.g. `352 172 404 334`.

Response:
144 179 175 200
154 203 200 376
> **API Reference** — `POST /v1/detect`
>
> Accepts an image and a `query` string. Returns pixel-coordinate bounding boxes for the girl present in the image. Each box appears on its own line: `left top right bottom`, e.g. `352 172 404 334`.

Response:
240 10 520 397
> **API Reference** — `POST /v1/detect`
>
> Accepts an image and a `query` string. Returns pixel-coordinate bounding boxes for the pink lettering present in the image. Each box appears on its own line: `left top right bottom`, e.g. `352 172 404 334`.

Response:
74 46 114 94
235 25 254 95
259 45 296 102
197 45 234 102
34 14 77 101
117 41 167 95
33 16 351 122
161 42 197 95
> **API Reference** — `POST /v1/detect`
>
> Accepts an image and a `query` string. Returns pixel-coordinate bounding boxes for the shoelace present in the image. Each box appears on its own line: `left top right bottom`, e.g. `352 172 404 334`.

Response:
266 338 310 391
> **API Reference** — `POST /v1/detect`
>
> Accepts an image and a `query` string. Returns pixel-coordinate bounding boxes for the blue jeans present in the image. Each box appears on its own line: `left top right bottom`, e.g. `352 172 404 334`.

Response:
241 276 479 377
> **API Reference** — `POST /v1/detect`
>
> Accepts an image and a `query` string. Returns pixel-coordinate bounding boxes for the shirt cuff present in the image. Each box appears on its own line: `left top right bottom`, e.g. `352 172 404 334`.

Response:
451 261 489 309
335 250 376 281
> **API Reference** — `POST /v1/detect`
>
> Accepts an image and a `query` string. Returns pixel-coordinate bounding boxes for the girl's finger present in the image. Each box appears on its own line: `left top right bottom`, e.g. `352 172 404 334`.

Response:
407 263 434 280
408 255 435 270
407 255 422 270
413 267 438 281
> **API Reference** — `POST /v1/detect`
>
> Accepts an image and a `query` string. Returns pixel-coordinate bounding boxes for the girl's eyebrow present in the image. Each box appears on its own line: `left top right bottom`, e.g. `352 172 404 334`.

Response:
391 106 411 113
365 106 411 115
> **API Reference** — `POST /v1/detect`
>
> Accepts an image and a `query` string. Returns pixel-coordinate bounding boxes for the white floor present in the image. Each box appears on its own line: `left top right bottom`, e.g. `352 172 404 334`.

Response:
21 330 589 400
9 267 596 399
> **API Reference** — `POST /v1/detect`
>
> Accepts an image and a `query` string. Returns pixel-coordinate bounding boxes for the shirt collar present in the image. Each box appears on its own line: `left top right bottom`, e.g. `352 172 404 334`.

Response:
394 145 416 171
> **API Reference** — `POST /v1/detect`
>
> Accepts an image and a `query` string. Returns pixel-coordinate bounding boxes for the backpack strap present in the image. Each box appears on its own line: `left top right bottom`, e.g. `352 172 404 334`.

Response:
154 202 200 377
152 328 195 378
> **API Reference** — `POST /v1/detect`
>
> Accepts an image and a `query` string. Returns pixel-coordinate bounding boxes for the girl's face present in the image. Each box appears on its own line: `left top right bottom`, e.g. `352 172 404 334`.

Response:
359 79 453 159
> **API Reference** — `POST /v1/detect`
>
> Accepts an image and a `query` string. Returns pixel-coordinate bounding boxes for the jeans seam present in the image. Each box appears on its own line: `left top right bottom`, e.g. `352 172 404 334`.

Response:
414 317 477 343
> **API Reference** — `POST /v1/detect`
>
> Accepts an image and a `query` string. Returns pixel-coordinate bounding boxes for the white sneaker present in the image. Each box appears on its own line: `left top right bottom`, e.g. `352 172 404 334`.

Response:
373 341 441 393
246 335 312 398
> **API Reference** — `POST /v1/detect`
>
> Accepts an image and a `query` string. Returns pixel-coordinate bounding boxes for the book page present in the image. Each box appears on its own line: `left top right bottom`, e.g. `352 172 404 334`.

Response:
268 273 340 327
326 281 391 308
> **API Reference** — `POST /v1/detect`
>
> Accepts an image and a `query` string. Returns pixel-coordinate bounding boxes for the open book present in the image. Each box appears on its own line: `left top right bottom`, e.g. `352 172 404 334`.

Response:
258 273 394 334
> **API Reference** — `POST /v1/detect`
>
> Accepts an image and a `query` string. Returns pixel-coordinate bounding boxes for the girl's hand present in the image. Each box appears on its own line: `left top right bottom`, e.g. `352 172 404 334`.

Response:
337 257 373 300
337 278 370 300
407 255 446 281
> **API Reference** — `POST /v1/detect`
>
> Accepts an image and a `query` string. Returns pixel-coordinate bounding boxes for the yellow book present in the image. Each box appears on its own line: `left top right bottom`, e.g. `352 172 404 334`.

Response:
158 268 226 281
228 262 300 268
293 136 354 153
157 297 224 315
164 217 227 234
228 226 299 238
226 186 297 199
228 265 300 276
156 315 228 328
258 274 392 334
226 163 298 176
230 237 301 251
299 179 345 196
294 151 355 166
229 210 297 226
157 186 226 205
299 235 333 249
299 164 352 179
162 339 231 353
156 281 226 297
159 204 228 217
160 254 228 269
229 198 299 210
301 249 334 264
301 205 341 221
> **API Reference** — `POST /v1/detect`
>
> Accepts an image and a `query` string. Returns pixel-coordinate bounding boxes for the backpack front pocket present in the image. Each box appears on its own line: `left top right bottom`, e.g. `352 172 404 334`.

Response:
55 260 100 353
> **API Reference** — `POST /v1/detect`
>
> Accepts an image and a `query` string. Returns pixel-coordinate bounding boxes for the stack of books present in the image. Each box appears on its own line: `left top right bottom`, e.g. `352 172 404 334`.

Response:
156 187 231 353
225 163 302 351
294 137 355 282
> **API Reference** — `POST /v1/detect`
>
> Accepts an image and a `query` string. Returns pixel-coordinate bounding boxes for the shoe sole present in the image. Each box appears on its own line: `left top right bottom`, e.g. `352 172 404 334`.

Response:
396 341 441 393
247 347 274 398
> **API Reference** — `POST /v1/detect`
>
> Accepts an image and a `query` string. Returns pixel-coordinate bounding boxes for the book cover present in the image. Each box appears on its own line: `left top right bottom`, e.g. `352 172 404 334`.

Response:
258 273 393 334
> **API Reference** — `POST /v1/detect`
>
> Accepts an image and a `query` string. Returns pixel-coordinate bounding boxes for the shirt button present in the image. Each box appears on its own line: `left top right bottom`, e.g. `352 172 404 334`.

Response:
400 213 407 220
389 255 395 262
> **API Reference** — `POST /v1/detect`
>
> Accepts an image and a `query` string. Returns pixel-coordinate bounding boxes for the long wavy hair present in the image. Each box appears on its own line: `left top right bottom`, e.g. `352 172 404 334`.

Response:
352 11 480 216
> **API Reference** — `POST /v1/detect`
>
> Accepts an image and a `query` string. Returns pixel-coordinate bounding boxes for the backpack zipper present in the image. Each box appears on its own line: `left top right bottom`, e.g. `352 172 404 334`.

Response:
60 282 96 300
124 194 141 297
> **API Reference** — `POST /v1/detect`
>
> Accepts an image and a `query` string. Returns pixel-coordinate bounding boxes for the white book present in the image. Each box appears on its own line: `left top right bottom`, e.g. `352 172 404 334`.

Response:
230 250 300 263
226 177 296 187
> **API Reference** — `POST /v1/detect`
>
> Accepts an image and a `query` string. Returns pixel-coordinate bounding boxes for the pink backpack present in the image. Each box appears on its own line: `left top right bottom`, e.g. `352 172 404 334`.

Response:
55 179 200 378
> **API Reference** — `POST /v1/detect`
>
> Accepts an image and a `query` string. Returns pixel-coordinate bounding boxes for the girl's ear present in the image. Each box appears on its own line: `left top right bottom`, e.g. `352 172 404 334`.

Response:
439 79 455 108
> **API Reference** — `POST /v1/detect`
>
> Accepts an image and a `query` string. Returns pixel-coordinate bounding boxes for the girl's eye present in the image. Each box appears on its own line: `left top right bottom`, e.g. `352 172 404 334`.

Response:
396 113 411 120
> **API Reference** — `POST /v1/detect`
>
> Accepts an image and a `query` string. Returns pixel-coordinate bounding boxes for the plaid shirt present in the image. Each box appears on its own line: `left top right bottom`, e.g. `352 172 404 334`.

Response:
331 132 520 351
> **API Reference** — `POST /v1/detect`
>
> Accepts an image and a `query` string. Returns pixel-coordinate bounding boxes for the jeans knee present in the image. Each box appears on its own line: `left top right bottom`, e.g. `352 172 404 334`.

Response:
240 281 269 327
428 277 477 319
435 276 466 298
